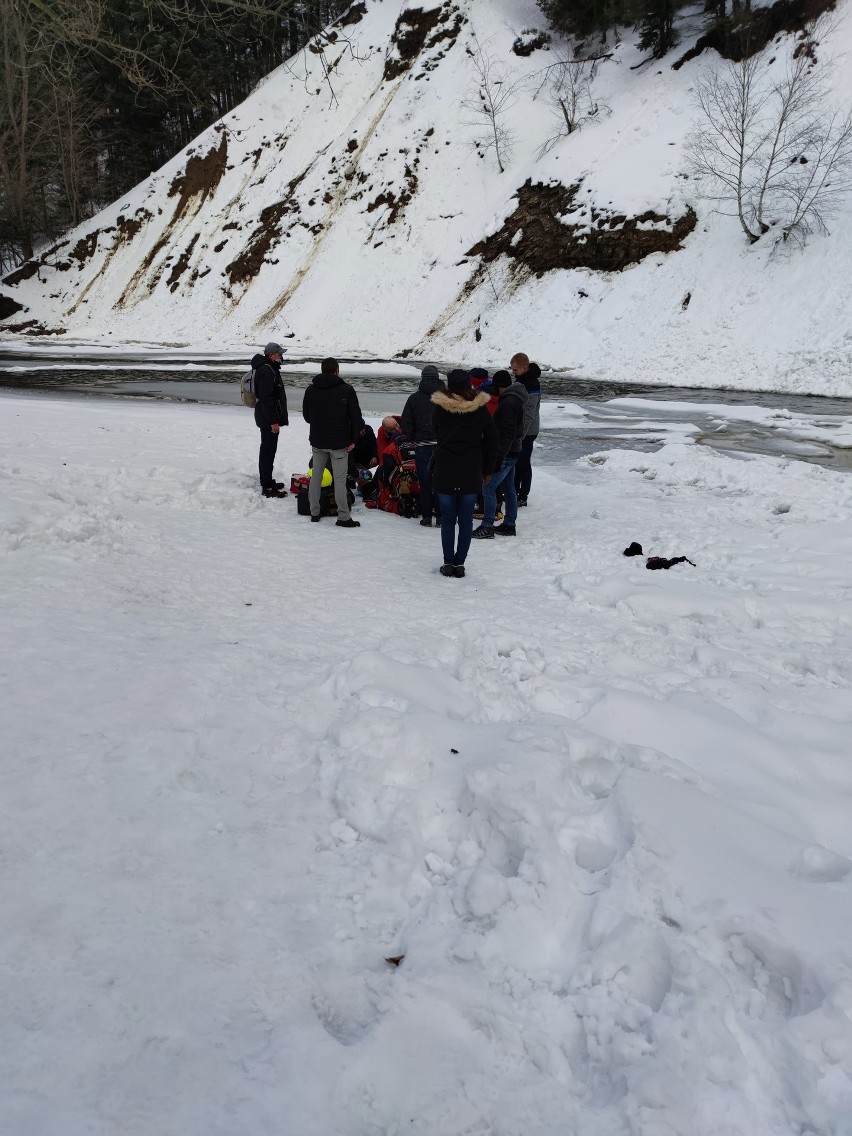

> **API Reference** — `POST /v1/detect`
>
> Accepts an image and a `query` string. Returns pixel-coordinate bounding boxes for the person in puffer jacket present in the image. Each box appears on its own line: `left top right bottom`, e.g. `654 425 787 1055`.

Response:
510 354 541 505
400 365 445 526
431 369 498 578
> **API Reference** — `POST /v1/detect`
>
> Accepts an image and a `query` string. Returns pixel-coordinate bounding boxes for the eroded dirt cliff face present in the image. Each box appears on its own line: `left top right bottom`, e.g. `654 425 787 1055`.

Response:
467 180 697 276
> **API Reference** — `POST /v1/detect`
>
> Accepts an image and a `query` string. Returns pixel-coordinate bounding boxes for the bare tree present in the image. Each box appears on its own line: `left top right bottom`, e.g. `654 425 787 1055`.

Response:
463 36 523 174
533 51 610 153
686 20 852 246
0 0 184 264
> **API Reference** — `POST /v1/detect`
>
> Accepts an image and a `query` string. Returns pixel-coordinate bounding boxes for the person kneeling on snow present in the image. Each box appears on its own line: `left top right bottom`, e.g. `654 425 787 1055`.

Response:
253 342 289 498
348 423 378 480
473 370 527 539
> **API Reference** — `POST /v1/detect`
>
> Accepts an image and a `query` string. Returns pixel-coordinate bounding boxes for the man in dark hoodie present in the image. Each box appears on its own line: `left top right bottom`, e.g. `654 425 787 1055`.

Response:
400 364 445 527
511 353 541 506
473 370 528 539
253 342 289 498
302 357 364 527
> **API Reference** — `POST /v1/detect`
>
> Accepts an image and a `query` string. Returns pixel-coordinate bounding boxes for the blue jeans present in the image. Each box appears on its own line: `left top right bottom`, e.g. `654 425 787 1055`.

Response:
414 446 438 519
437 492 477 565
483 458 517 527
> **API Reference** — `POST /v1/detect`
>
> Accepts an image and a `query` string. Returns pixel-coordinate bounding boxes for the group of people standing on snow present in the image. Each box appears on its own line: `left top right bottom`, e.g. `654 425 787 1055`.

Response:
249 341 542 575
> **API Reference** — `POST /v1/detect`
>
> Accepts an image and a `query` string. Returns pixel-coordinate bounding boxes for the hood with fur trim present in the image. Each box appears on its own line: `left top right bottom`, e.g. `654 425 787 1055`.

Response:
431 390 491 414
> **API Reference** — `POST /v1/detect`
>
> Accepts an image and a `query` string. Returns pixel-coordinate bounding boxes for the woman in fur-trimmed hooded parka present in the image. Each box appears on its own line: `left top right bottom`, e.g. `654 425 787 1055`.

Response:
431 369 498 578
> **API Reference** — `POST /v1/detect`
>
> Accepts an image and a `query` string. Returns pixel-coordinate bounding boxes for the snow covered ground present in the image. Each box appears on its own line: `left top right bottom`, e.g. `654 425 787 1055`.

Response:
2 394 852 1135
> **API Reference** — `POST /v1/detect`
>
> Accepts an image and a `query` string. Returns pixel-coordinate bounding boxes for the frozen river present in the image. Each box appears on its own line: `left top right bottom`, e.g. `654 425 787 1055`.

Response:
1 352 851 471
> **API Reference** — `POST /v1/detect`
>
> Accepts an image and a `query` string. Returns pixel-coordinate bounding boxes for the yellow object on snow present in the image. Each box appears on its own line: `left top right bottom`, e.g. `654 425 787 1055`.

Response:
308 465 333 487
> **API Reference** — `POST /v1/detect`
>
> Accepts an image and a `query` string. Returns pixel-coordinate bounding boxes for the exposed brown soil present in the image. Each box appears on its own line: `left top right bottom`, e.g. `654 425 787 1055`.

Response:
340 1 367 26
115 211 149 243
3 260 40 286
0 293 25 320
384 5 462 81
68 231 101 267
512 31 551 56
166 234 200 292
167 132 228 224
116 137 228 307
135 232 172 286
467 180 697 275
225 169 308 287
2 319 64 335
366 162 420 228
672 0 834 67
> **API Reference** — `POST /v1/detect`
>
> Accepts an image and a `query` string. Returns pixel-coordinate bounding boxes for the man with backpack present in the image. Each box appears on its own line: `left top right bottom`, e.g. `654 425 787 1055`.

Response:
302 358 364 528
250 342 289 498
400 364 444 527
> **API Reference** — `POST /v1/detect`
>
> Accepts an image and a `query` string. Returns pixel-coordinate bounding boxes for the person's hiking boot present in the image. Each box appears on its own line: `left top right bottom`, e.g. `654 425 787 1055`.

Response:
473 509 485 520
335 518 361 528
419 517 433 527
453 565 466 578
262 486 287 498
472 525 494 540
272 482 288 493
493 524 516 536
439 564 455 577
310 514 321 522
495 510 504 522
517 498 528 507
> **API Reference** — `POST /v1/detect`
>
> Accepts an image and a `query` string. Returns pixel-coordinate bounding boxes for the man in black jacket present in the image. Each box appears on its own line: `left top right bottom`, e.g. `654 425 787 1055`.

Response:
302 357 364 528
400 364 444 526
252 342 289 498
473 370 527 539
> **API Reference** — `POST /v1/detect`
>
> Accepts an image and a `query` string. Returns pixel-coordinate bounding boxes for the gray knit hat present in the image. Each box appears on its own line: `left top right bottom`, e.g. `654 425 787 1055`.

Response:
264 341 284 356
421 364 440 381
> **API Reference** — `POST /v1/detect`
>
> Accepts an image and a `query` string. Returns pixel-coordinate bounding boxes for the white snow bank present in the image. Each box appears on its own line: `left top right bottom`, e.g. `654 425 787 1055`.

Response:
2 395 852 1135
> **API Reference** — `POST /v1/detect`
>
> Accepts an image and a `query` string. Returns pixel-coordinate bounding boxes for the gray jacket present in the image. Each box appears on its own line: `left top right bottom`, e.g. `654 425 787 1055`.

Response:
523 389 541 437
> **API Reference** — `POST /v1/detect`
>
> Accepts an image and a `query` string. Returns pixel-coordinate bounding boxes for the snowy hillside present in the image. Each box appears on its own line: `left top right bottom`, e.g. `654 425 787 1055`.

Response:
2 0 852 394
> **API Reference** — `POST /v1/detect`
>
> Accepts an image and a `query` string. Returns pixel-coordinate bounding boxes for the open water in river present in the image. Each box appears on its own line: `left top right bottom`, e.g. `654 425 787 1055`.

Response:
1 356 850 471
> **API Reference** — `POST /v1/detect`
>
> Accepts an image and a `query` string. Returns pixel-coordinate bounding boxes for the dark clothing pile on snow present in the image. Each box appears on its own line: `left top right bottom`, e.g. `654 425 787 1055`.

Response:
624 542 696 569
646 555 696 570
493 381 528 466
252 353 289 429
400 368 445 444
430 390 498 495
302 373 363 450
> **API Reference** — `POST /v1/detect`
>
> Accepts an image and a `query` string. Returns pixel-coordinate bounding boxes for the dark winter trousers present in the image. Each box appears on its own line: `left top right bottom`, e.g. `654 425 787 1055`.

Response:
437 492 477 566
258 425 279 489
414 446 438 520
515 434 537 500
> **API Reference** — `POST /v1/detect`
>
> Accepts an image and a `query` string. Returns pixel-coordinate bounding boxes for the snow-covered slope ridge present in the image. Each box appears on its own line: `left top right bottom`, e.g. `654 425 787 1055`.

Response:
2 0 852 394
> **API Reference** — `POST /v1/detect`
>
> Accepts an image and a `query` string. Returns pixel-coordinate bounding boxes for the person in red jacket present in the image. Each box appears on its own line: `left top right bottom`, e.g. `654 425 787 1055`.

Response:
376 416 403 465
483 369 510 416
